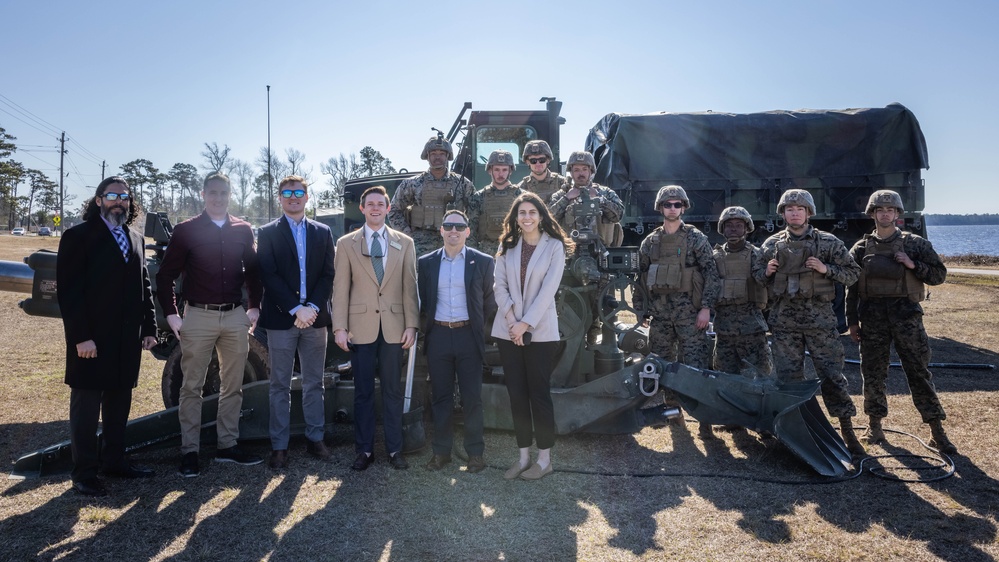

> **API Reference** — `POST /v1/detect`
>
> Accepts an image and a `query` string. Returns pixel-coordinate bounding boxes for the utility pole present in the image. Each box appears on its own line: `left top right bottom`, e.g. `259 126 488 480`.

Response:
101 160 106 180
59 132 65 233
267 85 272 222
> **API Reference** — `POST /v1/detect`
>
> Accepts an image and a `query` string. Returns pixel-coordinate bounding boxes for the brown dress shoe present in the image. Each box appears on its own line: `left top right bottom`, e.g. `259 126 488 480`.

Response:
520 462 553 481
307 440 332 460
466 455 486 474
504 460 529 480
425 454 452 471
269 450 288 469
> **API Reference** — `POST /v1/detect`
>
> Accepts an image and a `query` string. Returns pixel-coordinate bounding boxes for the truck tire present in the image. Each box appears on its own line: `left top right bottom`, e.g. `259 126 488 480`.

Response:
161 336 270 408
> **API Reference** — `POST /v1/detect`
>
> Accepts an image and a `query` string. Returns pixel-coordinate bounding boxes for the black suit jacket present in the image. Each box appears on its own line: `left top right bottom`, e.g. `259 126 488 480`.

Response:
258 215 336 330
56 216 156 390
417 246 497 361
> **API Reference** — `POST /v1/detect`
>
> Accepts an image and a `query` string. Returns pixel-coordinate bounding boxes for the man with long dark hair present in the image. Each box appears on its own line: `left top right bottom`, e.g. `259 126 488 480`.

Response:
57 176 158 496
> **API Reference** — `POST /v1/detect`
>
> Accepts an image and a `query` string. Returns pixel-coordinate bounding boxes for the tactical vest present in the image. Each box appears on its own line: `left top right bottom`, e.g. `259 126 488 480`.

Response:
714 245 767 309
858 233 925 302
645 226 703 307
522 173 563 204
771 235 835 301
479 186 517 242
563 185 622 248
408 176 456 230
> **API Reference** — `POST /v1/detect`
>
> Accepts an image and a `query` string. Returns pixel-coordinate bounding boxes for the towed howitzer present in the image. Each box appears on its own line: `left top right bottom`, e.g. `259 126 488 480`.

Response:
4 214 854 479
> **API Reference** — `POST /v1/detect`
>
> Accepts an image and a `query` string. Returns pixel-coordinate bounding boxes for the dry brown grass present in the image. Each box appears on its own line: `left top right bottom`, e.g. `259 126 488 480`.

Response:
1 234 998 561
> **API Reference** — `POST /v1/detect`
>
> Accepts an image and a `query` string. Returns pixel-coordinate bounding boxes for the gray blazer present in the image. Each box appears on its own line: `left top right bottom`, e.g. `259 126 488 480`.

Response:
490 232 566 343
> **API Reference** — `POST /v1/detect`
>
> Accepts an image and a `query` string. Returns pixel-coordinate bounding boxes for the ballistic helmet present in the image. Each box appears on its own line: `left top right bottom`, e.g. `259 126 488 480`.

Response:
777 189 816 215
421 136 454 160
717 206 754 234
486 150 516 171
566 151 596 172
655 185 691 210
523 140 554 162
865 190 904 215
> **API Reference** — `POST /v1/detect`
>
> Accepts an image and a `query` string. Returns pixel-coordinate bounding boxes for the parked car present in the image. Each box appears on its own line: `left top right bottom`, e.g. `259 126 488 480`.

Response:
11 228 25 236
37 227 52 236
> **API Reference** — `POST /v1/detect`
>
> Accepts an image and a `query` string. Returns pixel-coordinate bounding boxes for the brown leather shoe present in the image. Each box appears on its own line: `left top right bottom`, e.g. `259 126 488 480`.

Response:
520 462 553 481
466 455 486 474
269 450 288 469
425 454 452 471
307 440 332 460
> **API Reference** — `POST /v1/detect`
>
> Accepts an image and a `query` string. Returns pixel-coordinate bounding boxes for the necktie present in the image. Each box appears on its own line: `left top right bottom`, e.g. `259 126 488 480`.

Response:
371 231 384 284
112 226 129 262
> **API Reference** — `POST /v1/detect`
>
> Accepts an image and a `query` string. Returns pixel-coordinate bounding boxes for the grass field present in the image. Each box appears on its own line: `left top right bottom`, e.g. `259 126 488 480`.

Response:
1 234 997 561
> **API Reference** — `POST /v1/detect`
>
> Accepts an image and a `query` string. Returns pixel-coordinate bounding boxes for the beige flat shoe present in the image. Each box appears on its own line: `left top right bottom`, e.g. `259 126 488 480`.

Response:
519 462 553 481
504 461 529 480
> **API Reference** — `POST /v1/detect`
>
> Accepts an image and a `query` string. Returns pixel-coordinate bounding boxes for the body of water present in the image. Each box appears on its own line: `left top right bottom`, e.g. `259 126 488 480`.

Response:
927 224 999 256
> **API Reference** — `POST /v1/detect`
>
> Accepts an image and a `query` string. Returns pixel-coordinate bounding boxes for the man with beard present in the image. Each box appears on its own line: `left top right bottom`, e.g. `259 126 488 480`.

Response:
468 150 521 252
846 190 955 454
57 176 158 496
711 206 772 380
389 134 475 257
755 189 865 457
516 140 567 204
549 151 624 248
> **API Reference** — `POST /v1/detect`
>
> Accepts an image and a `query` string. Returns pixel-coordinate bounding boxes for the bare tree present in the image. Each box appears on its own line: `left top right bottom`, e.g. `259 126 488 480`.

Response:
201 142 232 174
284 148 314 183
319 153 363 208
230 159 254 214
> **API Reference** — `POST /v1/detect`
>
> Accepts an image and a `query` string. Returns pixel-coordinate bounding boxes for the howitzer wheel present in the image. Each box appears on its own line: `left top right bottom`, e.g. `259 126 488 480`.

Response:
161 335 270 408
597 275 649 334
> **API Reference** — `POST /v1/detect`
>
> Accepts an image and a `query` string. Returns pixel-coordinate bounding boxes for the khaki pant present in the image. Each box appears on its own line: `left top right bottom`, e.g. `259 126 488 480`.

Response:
178 305 250 453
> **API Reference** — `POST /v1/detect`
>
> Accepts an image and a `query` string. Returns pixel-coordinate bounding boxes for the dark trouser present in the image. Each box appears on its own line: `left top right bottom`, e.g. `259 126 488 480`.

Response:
497 339 557 449
69 387 133 482
427 325 484 456
351 328 404 455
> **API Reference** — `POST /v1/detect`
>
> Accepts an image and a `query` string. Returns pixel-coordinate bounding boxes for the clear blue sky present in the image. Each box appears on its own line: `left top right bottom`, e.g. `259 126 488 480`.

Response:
2 0 996 214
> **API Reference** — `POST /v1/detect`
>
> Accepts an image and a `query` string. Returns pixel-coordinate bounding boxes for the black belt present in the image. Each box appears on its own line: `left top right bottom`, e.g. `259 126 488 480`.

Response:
434 320 470 328
187 301 241 311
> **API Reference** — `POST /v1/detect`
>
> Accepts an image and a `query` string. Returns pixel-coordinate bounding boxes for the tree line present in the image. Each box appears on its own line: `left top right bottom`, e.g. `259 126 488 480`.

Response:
924 214 999 226
0 124 398 230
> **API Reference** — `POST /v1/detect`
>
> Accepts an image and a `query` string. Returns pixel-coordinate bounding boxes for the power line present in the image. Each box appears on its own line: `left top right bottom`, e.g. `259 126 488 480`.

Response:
0 93 107 168
0 107 58 138
0 94 63 136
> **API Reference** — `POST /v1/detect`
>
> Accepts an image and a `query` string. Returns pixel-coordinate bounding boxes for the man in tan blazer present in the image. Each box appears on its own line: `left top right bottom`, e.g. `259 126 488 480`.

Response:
333 185 419 471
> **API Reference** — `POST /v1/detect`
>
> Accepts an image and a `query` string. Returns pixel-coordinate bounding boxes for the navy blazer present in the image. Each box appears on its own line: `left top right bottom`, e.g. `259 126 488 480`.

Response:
417 246 497 361
258 215 336 330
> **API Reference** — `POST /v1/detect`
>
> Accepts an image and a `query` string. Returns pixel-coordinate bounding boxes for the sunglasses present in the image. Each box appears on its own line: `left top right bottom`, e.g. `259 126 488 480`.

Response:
442 223 468 232
101 193 130 201
281 189 307 198
661 202 685 209
528 158 548 164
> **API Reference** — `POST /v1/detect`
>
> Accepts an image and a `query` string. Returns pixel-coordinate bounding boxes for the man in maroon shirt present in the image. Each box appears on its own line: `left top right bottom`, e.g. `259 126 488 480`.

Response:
156 172 264 477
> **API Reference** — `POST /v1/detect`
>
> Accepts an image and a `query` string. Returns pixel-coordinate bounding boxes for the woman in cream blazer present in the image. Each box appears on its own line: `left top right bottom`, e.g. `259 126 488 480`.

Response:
491 192 572 481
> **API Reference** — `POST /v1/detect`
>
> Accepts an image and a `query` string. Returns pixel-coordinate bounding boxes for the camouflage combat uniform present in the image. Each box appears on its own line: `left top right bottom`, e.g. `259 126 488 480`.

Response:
517 171 568 207
755 225 861 418
549 182 624 246
388 171 475 257
636 223 721 369
846 229 948 422
467 184 522 254
712 242 772 378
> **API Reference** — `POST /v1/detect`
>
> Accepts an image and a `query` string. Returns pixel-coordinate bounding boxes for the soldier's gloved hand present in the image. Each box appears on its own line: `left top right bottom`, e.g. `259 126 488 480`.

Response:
848 324 862 343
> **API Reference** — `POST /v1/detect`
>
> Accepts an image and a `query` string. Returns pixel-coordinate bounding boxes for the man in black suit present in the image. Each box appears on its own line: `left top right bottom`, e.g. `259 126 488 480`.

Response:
258 175 336 469
56 176 158 496
417 210 497 473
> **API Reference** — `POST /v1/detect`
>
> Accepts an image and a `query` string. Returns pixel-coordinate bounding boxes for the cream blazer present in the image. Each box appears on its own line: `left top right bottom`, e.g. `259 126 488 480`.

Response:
490 232 566 343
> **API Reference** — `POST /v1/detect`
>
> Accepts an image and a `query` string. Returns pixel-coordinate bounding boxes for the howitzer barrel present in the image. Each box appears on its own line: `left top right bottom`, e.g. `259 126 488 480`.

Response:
0 260 33 294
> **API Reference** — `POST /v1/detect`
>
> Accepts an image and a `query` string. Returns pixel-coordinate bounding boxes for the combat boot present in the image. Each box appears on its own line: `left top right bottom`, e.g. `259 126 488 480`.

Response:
863 416 886 445
928 419 958 455
839 417 866 458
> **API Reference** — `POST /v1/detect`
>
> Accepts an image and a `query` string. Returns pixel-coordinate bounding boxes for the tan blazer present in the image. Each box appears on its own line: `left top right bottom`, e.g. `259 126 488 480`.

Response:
490 232 566 343
332 226 419 345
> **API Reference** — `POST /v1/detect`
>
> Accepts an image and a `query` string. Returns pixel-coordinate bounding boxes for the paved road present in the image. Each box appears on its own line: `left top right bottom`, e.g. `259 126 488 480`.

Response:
948 268 999 276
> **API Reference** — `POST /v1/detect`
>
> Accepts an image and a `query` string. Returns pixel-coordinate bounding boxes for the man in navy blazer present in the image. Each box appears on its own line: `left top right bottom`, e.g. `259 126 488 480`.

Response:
418 210 497 473
258 175 336 469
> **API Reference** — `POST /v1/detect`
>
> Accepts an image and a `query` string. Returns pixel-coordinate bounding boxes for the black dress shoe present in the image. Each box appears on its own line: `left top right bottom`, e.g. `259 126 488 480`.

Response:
425 454 452 471
351 452 373 471
388 453 409 470
269 450 289 470
466 455 486 474
307 440 332 460
104 464 156 479
73 477 108 497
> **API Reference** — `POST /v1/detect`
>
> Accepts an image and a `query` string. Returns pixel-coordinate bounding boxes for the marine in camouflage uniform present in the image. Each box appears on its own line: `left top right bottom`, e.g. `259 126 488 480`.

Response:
388 135 475 257
634 186 720 371
516 140 568 206
468 150 521 254
548 151 624 247
846 190 956 454
711 207 772 379
754 189 865 457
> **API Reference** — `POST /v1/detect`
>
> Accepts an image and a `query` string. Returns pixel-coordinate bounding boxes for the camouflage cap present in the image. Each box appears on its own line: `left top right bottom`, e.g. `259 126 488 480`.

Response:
421 136 454 160
865 190 904 215
777 189 816 215
655 185 690 210
566 151 596 172
717 206 754 234
486 149 516 171
523 140 554 162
